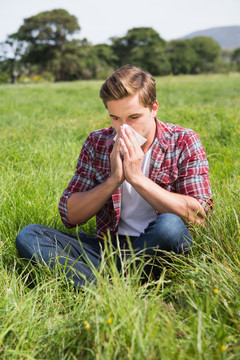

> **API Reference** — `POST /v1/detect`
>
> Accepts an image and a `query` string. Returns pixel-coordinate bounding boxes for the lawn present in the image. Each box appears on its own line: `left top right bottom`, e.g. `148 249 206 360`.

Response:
0 74 239 359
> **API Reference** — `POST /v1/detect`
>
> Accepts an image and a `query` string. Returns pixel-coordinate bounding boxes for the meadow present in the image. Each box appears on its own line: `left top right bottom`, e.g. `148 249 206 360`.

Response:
0 74 239 359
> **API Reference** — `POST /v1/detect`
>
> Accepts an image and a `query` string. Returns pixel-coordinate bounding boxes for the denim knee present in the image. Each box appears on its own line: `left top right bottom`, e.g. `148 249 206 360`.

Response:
142 213 192 254
15 224 43 259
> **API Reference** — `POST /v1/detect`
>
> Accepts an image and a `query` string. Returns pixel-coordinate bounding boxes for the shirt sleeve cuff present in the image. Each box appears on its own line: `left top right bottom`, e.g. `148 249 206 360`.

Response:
58 194 74 228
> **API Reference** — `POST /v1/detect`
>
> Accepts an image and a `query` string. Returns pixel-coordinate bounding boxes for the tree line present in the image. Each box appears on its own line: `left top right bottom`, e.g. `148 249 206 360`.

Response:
0 9 240 84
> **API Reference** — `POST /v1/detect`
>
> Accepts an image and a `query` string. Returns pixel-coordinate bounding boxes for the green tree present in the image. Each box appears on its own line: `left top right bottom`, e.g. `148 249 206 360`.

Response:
231 47 240 71
47 40 87 81
166 40 197 74
111 27 171 75
0 35 26 83
13 9 81 81
47 42 117 81
90 44 118 79
0 59 11 83
16 9 80 45
188 37 221 73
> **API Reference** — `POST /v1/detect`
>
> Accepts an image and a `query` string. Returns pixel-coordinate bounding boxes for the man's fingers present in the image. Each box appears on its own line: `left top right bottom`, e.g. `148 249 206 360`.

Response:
119 138 128 157
124 126 138 144
121 127 141 157
112 133 123 156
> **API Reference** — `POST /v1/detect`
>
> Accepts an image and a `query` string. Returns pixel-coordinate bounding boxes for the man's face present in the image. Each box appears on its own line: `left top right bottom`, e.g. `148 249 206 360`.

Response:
106 94 158 139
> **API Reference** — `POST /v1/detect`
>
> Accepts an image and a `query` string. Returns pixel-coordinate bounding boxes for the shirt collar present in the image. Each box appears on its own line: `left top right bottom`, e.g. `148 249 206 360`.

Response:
154 118 171 151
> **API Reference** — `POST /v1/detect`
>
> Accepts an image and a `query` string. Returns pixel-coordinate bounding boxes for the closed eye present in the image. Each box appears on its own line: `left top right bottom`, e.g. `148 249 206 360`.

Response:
130 115 140 119
129 113 143 119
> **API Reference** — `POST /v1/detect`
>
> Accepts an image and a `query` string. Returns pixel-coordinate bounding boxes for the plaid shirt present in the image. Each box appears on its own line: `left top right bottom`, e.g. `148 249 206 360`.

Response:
59 119 213 235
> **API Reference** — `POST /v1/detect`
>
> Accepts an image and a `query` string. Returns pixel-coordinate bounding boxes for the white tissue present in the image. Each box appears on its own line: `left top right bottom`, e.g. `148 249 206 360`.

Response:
113 124 147 154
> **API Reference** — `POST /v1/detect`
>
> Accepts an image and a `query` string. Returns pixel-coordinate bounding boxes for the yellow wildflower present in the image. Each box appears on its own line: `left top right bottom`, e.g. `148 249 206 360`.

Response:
214 289 219 294
84 320 90 329
221 345 227 351
107 318 112 324
189 280 195 287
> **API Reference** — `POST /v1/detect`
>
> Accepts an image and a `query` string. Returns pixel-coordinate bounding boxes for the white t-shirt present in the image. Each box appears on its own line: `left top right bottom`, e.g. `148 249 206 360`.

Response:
118 146 157 236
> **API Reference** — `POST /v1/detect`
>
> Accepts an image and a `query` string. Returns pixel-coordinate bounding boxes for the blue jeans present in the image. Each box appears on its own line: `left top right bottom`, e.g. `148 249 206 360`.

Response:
15 213 192 288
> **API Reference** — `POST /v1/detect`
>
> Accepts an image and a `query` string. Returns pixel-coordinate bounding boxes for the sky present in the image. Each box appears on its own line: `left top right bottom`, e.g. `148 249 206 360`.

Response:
1 0 240 44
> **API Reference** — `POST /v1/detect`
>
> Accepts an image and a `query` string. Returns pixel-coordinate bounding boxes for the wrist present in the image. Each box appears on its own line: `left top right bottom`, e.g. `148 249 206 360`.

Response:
107 175 123 190
127 172 145 187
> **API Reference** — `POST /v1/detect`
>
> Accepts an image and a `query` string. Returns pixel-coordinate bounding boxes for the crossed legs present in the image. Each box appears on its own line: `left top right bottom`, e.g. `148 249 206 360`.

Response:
15 214 192 288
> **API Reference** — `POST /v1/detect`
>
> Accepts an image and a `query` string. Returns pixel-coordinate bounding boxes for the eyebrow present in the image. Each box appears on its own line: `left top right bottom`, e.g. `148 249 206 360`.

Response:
109 113 143 118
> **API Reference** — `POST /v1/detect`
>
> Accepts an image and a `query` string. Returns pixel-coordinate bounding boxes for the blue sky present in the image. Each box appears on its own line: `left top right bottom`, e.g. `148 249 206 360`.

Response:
1 0 239 44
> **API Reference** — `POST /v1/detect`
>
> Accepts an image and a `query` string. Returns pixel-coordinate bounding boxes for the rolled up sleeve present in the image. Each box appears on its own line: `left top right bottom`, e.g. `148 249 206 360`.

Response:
176 132 213 212
58 134 96 228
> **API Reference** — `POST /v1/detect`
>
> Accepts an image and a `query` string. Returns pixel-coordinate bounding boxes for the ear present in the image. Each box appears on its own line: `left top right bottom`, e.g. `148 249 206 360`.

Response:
151 100 158 117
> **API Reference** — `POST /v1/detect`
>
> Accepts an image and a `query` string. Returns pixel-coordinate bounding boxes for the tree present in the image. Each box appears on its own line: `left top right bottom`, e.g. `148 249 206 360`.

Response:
90 44 118 79
13 9 81 81
47 40 87 81
231 47 240 71
0 35 27 83
188 37 221 73
47 42 117 81
0 59 11 83
16 9 80 45
111 27 171 75
6 7 119 82
166 40 197 74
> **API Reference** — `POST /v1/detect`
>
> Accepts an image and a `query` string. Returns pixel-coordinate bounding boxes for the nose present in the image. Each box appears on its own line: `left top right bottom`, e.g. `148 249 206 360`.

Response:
116 120 126 131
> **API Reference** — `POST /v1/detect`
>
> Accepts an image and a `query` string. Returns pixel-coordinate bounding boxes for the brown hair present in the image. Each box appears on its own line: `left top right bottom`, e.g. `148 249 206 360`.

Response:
100 65 156 109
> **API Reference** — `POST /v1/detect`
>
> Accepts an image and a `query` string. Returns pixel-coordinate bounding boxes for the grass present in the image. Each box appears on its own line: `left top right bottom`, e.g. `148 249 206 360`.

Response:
0 74 240 359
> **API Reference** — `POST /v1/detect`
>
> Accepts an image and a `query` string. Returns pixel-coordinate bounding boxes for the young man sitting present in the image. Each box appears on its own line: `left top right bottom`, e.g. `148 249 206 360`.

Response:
16 65 213 287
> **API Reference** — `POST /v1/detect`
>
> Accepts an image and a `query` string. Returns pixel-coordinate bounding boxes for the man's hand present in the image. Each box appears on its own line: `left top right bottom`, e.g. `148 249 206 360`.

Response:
110 129 125 186
120 126 144 184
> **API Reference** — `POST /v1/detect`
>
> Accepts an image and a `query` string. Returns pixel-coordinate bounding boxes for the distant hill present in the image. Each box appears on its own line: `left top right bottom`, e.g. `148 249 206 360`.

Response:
179 26 240 50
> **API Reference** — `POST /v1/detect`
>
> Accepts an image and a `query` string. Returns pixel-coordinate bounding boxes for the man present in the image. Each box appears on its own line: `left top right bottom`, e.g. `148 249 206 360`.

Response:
16 65 213 287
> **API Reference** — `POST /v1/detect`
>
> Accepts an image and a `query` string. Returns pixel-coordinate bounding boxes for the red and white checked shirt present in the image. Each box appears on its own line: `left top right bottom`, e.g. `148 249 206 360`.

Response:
59 119 213 235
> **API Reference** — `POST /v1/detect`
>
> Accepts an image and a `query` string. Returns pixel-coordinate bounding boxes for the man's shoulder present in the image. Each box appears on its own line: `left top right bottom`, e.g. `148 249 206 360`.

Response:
155 119 201 152
157 120 197 138
86 126 115 145
89 126 115 138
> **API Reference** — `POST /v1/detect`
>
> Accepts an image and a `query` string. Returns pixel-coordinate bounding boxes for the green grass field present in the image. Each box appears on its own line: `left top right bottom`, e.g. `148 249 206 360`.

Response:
0 74 240 359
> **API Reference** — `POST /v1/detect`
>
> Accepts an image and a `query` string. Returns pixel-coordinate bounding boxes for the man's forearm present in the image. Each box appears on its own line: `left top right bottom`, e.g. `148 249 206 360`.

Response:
131 175 206 225
67 136 125 227
67 177 119 226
